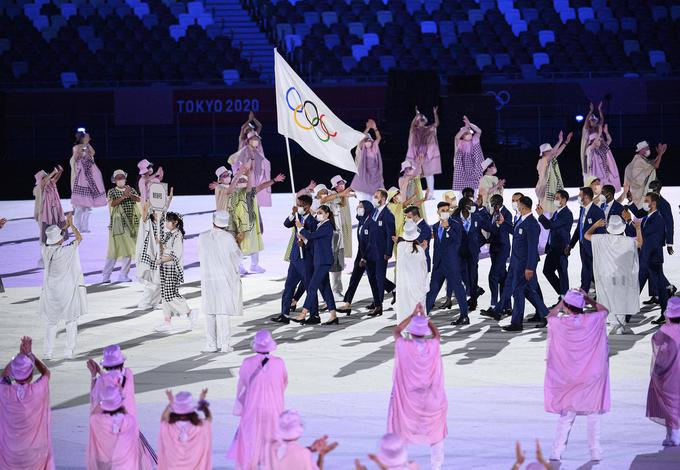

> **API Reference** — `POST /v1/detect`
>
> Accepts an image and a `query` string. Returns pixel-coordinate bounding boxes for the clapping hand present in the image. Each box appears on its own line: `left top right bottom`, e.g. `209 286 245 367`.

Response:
20 336 32 356
0 218 6 229
366 118 376 129
199 388 208 401
514 441 526 466
657 143 668 156
273 173 286 183
463 115 471 127
309 435 338 456
86 358 101 378
208 182 218 190
535 440 550 468
558 130 564 141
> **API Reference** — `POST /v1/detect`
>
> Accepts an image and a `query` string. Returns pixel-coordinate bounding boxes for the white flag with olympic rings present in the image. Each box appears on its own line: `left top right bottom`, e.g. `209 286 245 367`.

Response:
275 49 362 173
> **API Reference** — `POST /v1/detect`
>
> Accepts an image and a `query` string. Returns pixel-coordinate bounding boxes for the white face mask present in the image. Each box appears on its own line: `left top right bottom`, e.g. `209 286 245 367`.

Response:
556 199 564 208
642 202 650 211
512 201 518 212
116 180 126 188
165 221 174 231
316 213 326 222
439 212 450 220
356 207 365 217
579 198 585 207
297 206 306 215
469 205 476 213
373 197 381 207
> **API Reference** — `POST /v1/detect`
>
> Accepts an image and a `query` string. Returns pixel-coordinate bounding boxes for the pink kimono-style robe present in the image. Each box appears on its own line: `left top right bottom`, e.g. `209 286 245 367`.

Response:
138 169 164 204
351 141 384 195
646 324 680 428
228 354 288 470
268 441 319 470
388 337 448 445
545 310 611 415
87 412 141 470
231 139 272 207
158 421 212 470
0 376 55 470
406 126 441 177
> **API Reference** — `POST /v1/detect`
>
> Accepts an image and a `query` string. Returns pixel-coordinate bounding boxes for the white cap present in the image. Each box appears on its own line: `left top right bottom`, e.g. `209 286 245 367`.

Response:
45 225 63 245
539 143 552 155
400 160 413 173
213 211 229 228
481 158 494 172
606 215 626 235
330 175 346 188
215 166 230 178
636 140 649 153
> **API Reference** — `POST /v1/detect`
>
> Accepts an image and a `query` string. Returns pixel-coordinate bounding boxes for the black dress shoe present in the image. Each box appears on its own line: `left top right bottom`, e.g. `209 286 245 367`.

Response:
365 303 375 310
480 309 500 321
668 285 677 296
652 315 666 325
367 306 383 317
301 316 321 325
452 316 470 325
502 308 513 318
643 296 659 305
437 298 452 310
525 314 542 323
323 317 339 325
288 303 298 312
502 323 523 332
337 307 352 315
535 319 548 329
290 316 306 324
467 298 477 311
391 291 397 305
271 315 290 324
476 286 485 297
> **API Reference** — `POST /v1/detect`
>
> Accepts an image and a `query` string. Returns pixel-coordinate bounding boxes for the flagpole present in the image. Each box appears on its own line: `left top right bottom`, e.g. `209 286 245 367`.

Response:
284 134 304 259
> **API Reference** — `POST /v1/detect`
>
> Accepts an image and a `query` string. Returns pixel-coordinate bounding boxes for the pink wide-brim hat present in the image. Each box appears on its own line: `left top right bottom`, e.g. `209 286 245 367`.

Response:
666 297 680 319
400 160 413 173
171 391 197 415
11 354 34 381
101 344 125 368
330 175 346 188
251 330 277 353
215 166 231 178
277 410 304 440
137 158 152 174
99 385 124 412
34 170 48 186
563 289 586 309
377 433 408 467
406 315 430 337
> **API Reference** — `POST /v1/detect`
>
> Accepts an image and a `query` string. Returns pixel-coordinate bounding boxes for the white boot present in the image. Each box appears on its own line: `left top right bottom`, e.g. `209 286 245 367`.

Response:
587 414 602 461
550 412 575 461
430 440 445 470
249 252 265 273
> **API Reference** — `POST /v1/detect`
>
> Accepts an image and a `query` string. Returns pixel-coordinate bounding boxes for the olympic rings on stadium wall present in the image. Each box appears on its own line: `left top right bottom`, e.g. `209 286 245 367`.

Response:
285 86 338 142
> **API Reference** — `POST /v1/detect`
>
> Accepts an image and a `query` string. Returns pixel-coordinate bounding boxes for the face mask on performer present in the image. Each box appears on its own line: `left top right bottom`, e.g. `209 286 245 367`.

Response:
115 177 126 188
356 207 365 217
439 211 450 220
315 211 326 222
512 201 519 212
297 206 306 215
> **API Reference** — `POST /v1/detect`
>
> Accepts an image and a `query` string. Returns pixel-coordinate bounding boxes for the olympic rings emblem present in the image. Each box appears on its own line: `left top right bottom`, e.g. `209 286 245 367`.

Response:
285 87 338 142
486 90 511 111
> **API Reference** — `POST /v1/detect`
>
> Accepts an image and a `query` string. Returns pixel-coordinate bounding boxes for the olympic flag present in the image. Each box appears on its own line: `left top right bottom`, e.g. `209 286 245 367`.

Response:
275 49 361 173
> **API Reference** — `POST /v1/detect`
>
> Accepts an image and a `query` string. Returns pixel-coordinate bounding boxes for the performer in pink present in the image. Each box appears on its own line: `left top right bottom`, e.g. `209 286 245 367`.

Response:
0 336 54 470
355 433 420 470
268 410 338 470
585 124 621 191
70 129 107 232
34 166 66 243
351 119 385 202
230 111 272 207
646 296 680 447
406 106 440 195
137 158 164 204
545 289 610 462
228 330 288 469
87 385 141 469
453 115 484 196
158 389 212 470
388 304 446 470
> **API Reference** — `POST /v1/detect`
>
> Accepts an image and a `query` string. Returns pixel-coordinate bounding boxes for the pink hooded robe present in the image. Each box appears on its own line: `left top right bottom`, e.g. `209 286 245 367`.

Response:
232 137 272 207
351 139 385 195
586 138 621 191
268 441 319 470
158 421 212 470
87 412 141 470
0 376 55 470
646 324 680 428
228 354 288 469
544 310 611 414
406 126 441 177
387 337 448 445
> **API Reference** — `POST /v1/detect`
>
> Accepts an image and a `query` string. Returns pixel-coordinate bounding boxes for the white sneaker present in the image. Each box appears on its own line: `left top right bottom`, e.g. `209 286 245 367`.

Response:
239 265 248 275
117 276 132 283
590 450 602 462
138 303 153 310
201 345 218 353
64 351 74 360
43 353 53 360
249 265 266 274
188 310 198 330
221 345 234 353
154 322 173 333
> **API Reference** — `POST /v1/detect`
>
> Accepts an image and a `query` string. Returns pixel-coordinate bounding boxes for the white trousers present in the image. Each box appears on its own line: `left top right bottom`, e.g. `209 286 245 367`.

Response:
551 411 601 459
204 315 231 350
250 252 260 268
665 426 680 445
424 175 435 194
162 298 191 319
103 257 132 281
73 206 92 232
331 271 343 295
138 283 161 309
430 439 445 470
44 319 78 357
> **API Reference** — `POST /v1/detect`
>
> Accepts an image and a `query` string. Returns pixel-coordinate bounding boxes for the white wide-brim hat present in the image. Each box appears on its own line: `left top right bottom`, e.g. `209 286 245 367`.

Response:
111 169 127 182
377 433 409 467
213 211 229 228
636 140 649 153
313 184 328 196
277 410 305 441
215 166 230 178
606 215 626 235
402 220 420 241
45 225 64 245
481 157 494 172
539 143 552 155
400 160 413 173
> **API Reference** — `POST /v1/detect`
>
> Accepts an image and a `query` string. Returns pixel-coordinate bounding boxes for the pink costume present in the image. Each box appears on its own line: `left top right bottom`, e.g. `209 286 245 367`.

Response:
71 145 107 208
91 368 137 417
453 133 484 191
138 161 164 204
586 137 621 191
36 172 66 243
231 132 272 207
88 413 141 470
351 137 384 196
388 337 448 445
646 323 680 434
406 125 441 177
228 351 288 469
158 421 212 470
0 375 55 470
269 441 318 470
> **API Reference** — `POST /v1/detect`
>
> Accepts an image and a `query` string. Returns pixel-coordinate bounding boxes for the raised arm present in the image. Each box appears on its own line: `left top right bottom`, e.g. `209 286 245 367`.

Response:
432 106 440 128
161 390 173 422
463 115 481 136
52 165 64 183
394 309 416 339
373 127 381 146
653 143 667 169
603 124 612 145
551 131 572 159
66 213 82 244
584 218 605 241
256 173 285 194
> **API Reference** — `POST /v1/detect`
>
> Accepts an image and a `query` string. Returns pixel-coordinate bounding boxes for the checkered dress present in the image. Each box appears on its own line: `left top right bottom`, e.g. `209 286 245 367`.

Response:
452 138 484 191
160 230 185 303
137 213 165 278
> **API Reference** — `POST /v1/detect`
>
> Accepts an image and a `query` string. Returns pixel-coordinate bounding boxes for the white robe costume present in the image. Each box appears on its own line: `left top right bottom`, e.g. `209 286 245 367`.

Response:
591 233 639 327
135 211 164 309
38 241 87 357
199 227 243 351
395 241 429 323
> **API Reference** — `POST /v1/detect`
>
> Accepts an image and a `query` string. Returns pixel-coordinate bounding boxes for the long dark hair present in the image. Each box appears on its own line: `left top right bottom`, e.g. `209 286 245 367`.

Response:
397 237 420 254
166 212 185 237
318 204 336 231
169 412 202 426
103 406 126 415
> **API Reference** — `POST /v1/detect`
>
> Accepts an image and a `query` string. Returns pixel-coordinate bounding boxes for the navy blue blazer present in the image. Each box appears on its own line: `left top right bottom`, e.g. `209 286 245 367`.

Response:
284 213 317 262
487 206 513 253
569 204 606 255
630 198 674 245
459 211 492 257
432 220 462 271
601 200 624 221
539 206 574 253
300 220 333 267
639 211 666 265
416 218 432 268
510 214 540 271
363 206 396 261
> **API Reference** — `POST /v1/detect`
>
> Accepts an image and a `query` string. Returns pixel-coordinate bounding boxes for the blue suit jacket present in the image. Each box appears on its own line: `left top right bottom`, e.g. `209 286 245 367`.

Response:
357 216 371 260
602 200 624 221
363 206 396 261
630 198 674 245
300 220 333 267
416 219 432 269
459 211 492 257
510 214 540 271
570 204 606 255
432 220 462 271
487 206 513 253
639 211 666 265
284 213 317 262
539 206 574 253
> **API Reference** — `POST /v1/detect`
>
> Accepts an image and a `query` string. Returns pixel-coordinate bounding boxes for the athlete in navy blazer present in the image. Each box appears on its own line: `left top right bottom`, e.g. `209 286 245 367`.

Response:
425 202 469 324
457 198 492 310
484 195 513 311
404 206 431 271
273 195 318 323
537 189 573 296
567 187 606 291
361 189 395 316
601 185 625 222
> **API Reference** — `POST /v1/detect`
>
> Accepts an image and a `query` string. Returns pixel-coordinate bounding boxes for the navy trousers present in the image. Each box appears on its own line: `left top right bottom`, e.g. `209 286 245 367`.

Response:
509 267 549 327
302 263 336 316
488 247 509 306
543 248 569 296
426 265 469 317
366 258 389 307
281 260 310 317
